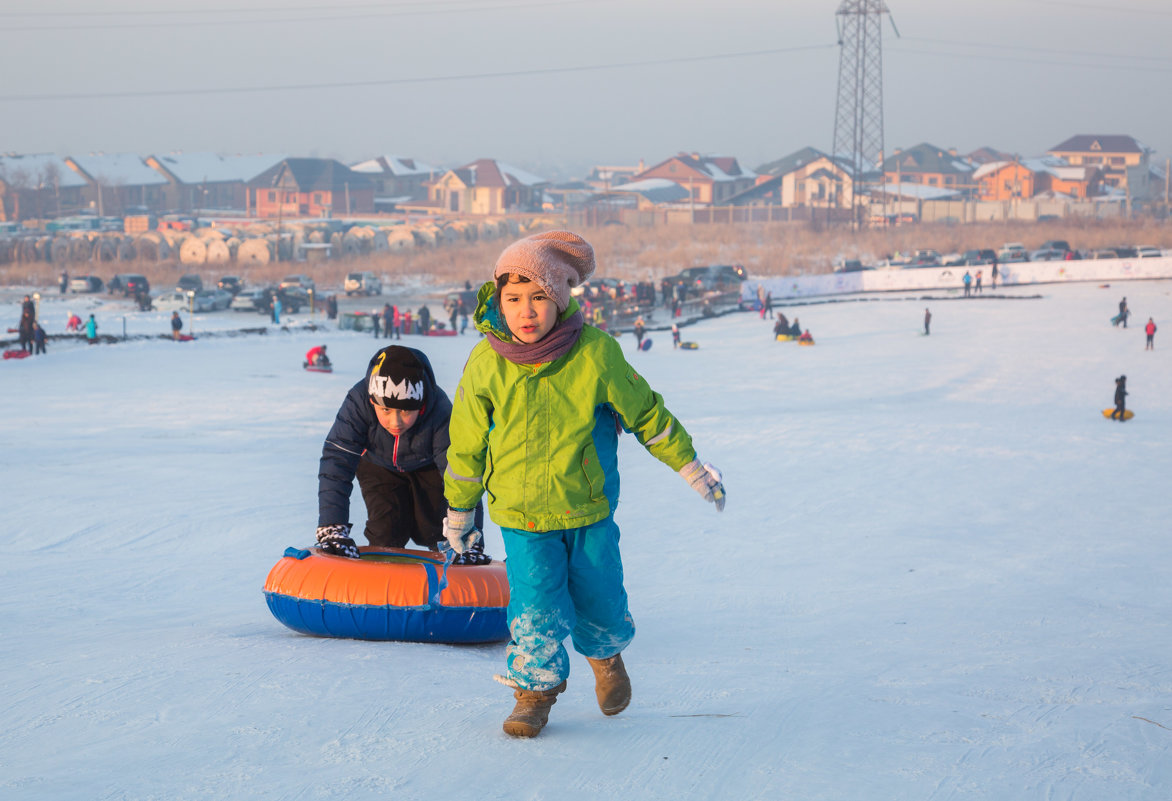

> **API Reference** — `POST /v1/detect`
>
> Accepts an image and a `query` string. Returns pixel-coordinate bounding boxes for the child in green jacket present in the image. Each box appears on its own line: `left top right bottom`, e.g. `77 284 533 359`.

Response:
442 230 726 738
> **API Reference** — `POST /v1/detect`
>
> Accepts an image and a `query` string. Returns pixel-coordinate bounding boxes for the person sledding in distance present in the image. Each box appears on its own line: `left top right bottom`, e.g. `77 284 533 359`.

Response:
316 345 490 565
442 230 727 738
789 317 802 337
1109 374 1128 421
305 344 331 368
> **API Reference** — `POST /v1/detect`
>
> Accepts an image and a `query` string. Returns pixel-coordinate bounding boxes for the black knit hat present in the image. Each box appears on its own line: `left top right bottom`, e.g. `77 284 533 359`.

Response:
367 346 427 410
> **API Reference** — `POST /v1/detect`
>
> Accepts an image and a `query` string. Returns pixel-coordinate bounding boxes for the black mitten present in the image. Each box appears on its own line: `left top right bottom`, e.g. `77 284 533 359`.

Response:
315 523 359 559
452 537 492 566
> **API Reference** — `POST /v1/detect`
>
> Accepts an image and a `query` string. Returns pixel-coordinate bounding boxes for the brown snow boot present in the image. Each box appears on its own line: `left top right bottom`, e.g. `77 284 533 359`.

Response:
502 681 566 738
586 653 631 716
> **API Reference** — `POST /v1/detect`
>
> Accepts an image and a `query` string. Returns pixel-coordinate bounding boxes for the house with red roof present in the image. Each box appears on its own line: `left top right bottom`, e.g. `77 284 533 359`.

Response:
1046 135 1150 192
632 152 756 205
425 159 547 215
245 158 374 218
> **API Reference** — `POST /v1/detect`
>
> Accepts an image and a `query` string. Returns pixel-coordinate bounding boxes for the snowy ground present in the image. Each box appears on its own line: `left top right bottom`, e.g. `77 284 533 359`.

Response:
2 280 1170 801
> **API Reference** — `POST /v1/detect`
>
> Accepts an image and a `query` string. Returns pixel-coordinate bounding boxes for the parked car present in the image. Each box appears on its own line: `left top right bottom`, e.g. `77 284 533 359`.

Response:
279 274 315 293
672 264 748 291
195 288 232 311
962 249 997 266
940 253 965 267
253 286 307 314
1029 248 1067 262
108 273 150 297
904 251 941 268
70 275 104 293
231 288 266 312
177 274 203 292
344 271 382 296
1136 246 1163 258
217 276 244 294
1107 246 1138 259
835 259 873 272
1090 249 1119 260
998 249 1030 263
1039 240 1071 252
153 290 191 312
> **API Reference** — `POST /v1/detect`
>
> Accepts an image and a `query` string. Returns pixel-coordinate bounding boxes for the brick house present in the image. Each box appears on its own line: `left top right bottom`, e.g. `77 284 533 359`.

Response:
632 153 756 205
881 143 975 194
0 153 88 221
246 158 374 218
350 155 439 210
146 153 283 213
734 146 854 207
974 158 1102 201
65 153 175 215
426 159 547 215
1046 135 1150 192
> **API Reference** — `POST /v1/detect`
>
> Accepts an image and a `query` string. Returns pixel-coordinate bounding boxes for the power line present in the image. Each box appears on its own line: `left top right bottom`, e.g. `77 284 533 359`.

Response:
0 0 522 14
889 44 1172 74
1028 0 1172 16
901 36 1172 66
0 43 836 102
0 0 586 31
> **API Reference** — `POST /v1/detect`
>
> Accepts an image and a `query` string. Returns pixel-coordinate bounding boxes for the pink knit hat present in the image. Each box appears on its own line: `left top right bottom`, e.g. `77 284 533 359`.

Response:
493 230 596 311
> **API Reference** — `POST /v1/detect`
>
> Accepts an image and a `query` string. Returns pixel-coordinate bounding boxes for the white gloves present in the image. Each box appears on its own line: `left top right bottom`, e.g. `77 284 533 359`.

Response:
442 508 481 554
679 459 726 512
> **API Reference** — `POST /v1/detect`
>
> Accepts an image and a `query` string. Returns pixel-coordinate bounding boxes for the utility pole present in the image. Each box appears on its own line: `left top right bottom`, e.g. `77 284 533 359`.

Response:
832 0 899 229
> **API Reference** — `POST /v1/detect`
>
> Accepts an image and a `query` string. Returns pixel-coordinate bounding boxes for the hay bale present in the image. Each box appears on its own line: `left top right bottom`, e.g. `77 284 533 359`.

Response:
237 237 271 264
97 237 119 262
118 239 138 261
51 237 71 264
179 236 208 265
206 238 231 264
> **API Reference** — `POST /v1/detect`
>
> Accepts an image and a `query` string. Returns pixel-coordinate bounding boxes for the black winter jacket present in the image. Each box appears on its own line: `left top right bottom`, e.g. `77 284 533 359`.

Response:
317 348 453 526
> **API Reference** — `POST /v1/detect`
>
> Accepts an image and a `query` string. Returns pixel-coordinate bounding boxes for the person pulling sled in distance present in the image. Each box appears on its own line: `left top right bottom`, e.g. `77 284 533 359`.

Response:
1110 374 1128 421
316 345 489 564
305 344 330 368
443 230 726 738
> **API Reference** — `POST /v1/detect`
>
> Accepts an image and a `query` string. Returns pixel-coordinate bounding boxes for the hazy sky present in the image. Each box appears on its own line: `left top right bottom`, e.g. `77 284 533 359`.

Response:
2 0 1170 181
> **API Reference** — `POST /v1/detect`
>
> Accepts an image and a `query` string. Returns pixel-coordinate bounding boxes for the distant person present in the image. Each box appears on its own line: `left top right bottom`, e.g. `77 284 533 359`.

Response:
59 270 69 294
924 307 932 336
85 314 98 345
417 305 431 335
1115 297 1129 328
271 294 282 324
633 315 646 349
66 311 82 332
963 271 972 298
383 304 393 339
789 317 802 337
1145 317 1157 350
974 270 983 295
305 344 330 368
170 311 184 340
32 321 47 355
672 322 681 348
459 299 470 334
392 305 402 339
1109 375 1128 422
990 260 999 289
372 309 381 338
18 305 34 353
762 291 774 320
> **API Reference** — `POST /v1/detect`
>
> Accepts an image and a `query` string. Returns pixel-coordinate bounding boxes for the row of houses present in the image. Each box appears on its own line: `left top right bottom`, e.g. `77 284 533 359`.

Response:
1 134 1165 224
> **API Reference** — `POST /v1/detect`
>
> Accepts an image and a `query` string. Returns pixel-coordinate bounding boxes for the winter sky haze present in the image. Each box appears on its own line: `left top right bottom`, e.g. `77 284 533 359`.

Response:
1 0 1170 179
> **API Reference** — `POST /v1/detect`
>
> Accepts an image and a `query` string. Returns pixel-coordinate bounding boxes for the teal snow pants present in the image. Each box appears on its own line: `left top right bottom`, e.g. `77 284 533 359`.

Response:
500 515 636 691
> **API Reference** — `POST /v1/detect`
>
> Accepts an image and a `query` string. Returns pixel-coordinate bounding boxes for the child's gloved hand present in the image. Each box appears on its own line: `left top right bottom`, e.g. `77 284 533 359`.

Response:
316 523 360 558
442 508 481 554
679 459 726 512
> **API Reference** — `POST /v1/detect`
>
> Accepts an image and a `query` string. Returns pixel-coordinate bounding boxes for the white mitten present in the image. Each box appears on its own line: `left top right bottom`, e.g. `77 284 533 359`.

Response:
679 459 726 512
442 508 481 554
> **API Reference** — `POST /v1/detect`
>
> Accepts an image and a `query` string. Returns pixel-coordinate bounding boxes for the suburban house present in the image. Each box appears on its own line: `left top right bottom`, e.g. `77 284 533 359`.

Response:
65 153 174 215
632 153 756 205
1046 135 1149 192
349 155 439 210
733 146 854 208
973 158 1102 202
145 153 283 213
881 143 975 194
603 178 692 209
246 158 374 218
0 153 88 221
424 159 547 215
966 146 1017 166
583 162 646 192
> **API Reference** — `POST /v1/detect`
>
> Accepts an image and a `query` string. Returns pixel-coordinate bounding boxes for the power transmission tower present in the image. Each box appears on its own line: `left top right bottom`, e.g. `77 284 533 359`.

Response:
832 0 898 227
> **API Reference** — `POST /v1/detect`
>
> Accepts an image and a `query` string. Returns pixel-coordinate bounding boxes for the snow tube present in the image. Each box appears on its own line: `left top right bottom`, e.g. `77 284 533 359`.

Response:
680 341 699 350
3 349 31 360
176 334 195 342
303 362 333 373
263 546 510 643
640 338 652 351
1102 408 1134 420
798 338 815 346
775 334 794 342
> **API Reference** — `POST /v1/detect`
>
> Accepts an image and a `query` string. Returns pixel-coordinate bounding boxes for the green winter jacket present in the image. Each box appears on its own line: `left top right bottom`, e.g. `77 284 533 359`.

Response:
444 283 696 532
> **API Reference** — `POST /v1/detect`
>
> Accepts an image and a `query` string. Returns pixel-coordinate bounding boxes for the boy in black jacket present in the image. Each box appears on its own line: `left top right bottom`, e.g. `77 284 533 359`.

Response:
315 345 489 563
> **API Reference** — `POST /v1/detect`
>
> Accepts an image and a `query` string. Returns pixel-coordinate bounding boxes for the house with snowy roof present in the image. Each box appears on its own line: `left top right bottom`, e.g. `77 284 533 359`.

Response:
423 159 547 215
0 153 89 221
973 157 1102 201
64 153 175 215
729 146 854 208
145 152 284 213
603 178 693 209
881 144 975 195
246 158 374 218
350 155 440 210
1046 135 1150 192
632 152 756 205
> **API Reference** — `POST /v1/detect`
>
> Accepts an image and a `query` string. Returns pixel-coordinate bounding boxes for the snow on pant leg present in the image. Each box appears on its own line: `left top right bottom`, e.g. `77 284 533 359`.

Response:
500 527 574 691
565 516 635 660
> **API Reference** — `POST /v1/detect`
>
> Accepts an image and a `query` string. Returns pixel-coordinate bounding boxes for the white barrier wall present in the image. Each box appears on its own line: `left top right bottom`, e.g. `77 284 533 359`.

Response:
744 257 1172 302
